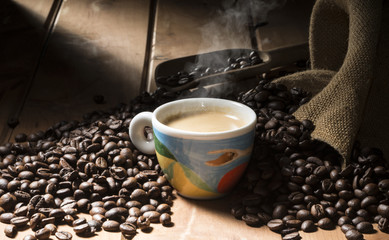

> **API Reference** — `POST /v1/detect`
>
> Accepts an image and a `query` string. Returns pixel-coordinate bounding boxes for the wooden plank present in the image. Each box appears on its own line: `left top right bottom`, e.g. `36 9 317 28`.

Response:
0 0 54 143
146 0 254 92
255 0 314 50
9 0 150 138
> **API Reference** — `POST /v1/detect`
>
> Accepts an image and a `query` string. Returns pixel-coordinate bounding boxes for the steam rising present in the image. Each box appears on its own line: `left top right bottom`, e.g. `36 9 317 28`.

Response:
183 0 285 98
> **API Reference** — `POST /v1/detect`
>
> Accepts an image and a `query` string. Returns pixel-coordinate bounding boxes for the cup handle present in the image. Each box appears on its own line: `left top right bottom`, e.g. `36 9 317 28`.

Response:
129 112 155 155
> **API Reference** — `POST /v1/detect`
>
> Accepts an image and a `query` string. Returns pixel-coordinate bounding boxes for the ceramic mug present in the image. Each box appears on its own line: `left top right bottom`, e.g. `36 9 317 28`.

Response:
129 98 256 199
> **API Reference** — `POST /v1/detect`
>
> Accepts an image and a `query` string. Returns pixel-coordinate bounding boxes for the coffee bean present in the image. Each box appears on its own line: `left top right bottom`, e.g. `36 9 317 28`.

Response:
242 213 261 227
356 221 373 233
345 229 363 240
267 219 284 232
73 223 91 235
341 224 356 233
4 224 17 238
310 204 325 219
282 232 301 240
301 220 316 232
143 210 161 223
378 204 389 218
325 207 337 219
156 203 171 214
0 212 14 224
102 220 120 232
120 222 137 235
317 217 334 230
88 219 102 231
73 217 87 227
273 205 288 219
44 223 57 235
23 234 37 240
338 216 352 226
348 198 361 210
285 219 301 229
137 216 150 231
160 213 172 226
352 216 365 226
378 217 388 232
10 216 29 227
55 231 73 240
0 193 17 211
35 227 51 240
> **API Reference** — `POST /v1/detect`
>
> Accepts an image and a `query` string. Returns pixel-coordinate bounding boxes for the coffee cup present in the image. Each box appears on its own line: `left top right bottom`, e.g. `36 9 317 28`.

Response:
129 98 256 199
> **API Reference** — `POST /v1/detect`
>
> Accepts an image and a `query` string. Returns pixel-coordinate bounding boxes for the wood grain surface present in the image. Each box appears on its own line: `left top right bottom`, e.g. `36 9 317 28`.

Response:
9 0 150 140
0 0 54 143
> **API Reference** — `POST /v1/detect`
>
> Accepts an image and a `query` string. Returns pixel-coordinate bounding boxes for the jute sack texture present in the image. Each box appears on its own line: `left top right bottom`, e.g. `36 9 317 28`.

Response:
274 0 389 166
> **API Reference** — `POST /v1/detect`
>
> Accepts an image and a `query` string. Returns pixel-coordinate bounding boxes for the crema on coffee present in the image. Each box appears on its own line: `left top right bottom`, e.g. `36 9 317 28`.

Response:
165 111 245 132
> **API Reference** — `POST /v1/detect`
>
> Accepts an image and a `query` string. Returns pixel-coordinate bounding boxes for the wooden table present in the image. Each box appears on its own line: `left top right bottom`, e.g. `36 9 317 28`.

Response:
0 0 388 239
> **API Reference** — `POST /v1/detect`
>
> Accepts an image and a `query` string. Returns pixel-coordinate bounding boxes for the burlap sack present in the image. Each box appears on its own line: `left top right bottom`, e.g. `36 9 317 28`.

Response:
274 0 389 166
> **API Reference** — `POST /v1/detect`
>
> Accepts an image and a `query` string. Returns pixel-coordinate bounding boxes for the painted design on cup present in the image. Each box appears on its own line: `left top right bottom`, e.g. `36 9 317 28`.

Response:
154 128 254 199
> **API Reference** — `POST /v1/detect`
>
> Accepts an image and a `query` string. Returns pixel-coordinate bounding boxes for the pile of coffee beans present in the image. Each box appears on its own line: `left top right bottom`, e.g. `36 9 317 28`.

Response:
232 78 389 240
1 65 389 240
156 50 263 87
0 89 178 239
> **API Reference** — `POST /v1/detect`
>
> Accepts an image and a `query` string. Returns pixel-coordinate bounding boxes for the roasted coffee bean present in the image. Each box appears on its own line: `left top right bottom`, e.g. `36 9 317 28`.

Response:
361 196 377 208
55 231 73 240
160 213 171 226
363 183 379 196
105 207 128 220
0 212 15 223
4 224 17 238
257 212 272 223
267 219 284 232
136 216 150 231
348 198 361 210
73 217 87 227
325 207 337 219
273 205 288 219
242 214 261 226
120 222 137 235
131 189 148 203
341 224 356 233
317 217 333 230
356 221 373 233
156 203 171 214
378 217 388 232
23 234 37 240
345 229 363 240
301 220 316 232
44 223 57 235
285 219 301 229
102 220 120 232
73 223 91 235
35 227 51 240
310 204 325 219
0 192 17 211
282 232 301 240
49 208 66 219
338 216 352 226
89 207 106 216
88 219 102 231
378 204 389 218
352 216 365 226
10 216 29 227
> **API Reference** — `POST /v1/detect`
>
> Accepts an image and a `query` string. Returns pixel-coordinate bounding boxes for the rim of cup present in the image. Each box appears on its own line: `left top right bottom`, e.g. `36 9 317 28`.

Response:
152 98 257 140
